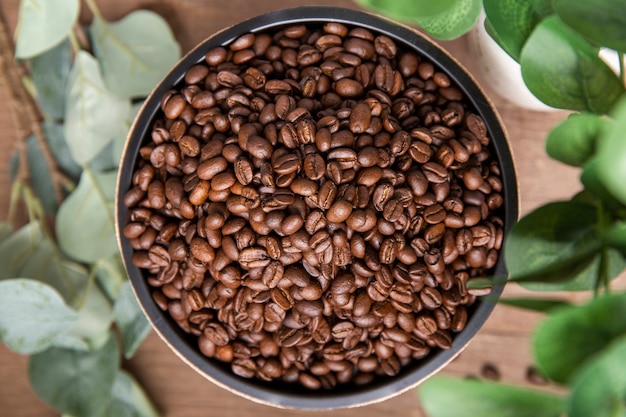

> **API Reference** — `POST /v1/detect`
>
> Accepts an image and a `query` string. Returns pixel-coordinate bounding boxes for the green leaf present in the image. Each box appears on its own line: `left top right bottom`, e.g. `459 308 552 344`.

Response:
532 292 626 384
545 113 608 167
42 120 82 181
0 278 78 354
14 0 79 59
498 297 572 313
0 221 89 307
90 11 181 99
56 168 118 263
605 221 626 255
520 16 625 113
29 333 119 417
28 39 72 120
106 370 160 417
567 335 626 417
504 201 603 290
113 101 144 168
597 96 626 206
57 281 113 352
418 376 564 417
483 0 554 61
0 223 11 241
414 0 482 40
113 281 151 359
555 0 626 53
64 51 131 165
355 0 462 20
14 134 58 214
581 156 626 211
93 255 127 301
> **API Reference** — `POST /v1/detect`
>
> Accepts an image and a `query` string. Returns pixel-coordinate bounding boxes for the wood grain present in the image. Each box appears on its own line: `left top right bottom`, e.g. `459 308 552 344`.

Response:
0 0 587 416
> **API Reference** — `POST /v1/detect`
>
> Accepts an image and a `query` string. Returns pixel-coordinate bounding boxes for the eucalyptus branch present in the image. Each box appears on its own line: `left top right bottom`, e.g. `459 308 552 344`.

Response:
0 9 72 204
619 52 625 86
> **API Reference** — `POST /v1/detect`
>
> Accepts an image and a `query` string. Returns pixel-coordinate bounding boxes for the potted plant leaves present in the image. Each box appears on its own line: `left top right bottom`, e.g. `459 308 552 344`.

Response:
357 0 626 415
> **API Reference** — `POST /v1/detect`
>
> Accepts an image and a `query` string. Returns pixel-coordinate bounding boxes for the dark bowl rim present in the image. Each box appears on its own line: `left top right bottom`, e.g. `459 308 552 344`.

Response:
115 5 519 410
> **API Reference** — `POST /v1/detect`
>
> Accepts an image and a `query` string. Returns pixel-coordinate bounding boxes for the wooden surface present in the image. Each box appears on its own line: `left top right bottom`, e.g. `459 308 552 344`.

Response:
0 0 594 415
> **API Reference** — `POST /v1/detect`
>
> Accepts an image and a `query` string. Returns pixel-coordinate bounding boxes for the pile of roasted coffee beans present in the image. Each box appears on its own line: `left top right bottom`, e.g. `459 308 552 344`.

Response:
123 22 505 390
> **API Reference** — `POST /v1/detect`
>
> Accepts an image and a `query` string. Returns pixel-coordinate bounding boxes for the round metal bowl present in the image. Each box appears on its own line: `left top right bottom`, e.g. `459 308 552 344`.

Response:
116 6 518 410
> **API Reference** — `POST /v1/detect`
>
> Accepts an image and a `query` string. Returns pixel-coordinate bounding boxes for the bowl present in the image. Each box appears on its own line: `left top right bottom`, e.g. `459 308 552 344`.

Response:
116 6 518 410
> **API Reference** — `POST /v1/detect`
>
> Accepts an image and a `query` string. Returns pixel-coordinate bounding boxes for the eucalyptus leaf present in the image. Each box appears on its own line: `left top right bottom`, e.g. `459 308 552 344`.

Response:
56 168 118 263
418 376 564 417
355 0 461 23
88 141 119 173
56 281 113 352
93 255 127 301
483 0 554 61
14 0 79 59
0 278 79 355
532 292 626 384
414 0 482 40
0 221 89 308
0 223 11 241
498 297 572 313
567 335 626 417
29 39 72 120
29 333 119 417
105 370 160 417
15 134 58 214
112 101 144 168
597 96 626 206
90 11 181 99
545 113 608 167
113 281 151 359
555 0 626 53
605 221 626 255
504 201 604 290
520 16 624 113
64 51 131 165
42 121 82 181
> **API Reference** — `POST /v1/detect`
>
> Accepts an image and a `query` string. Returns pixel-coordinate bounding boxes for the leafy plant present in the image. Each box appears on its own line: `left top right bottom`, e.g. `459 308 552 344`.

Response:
356 0 626 415
0 0 181 415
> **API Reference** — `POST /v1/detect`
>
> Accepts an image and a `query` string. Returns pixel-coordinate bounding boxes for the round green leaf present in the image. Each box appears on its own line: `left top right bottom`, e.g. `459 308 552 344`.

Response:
356 0 460 22
419 376 564 417
545 113 607 167
64 51 131 165
113 281 151 359
105 370 160 417
567 335 626 417
0 221 89 308
20 134 58 214
42 120 82 181
504 201 602 291
93 255 127 301
483 0 554 61
14 0 79 59
533 292 626 384
597 96 626 206
0 278 78 354
498 297 572 314
90 11 181 99
56 168 118 263
581 157 626 211
521 16 625 113
29 333 119 417
414 0 482 40
56 282 113 352
29 40 72 120
556 0 626 53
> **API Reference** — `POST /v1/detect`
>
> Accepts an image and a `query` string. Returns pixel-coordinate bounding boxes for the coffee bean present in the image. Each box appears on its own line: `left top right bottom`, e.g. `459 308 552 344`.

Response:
126 22 507 390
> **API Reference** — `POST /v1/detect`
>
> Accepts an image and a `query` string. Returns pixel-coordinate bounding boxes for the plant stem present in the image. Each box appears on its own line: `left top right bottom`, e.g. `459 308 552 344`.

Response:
85 0 104 21
595 203 611 296
617 51 625 85
0 8 73 204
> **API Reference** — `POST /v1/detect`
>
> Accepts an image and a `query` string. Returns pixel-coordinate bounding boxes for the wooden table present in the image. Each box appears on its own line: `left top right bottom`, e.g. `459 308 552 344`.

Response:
0 1 589 415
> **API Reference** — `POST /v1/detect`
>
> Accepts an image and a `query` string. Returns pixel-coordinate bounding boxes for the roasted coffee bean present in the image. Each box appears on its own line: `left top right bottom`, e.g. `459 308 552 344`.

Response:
125 22 506 390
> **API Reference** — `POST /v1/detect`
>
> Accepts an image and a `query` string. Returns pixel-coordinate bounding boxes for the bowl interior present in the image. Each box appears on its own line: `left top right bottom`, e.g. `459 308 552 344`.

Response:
116 6 518 410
